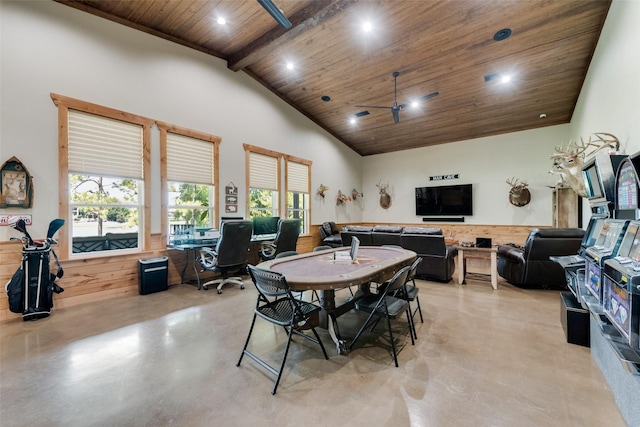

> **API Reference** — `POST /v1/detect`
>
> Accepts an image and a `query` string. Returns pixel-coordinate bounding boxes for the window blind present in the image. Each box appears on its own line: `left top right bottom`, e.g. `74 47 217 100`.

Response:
68 110 143 179
287 161 309 193
167 132 214 185
249 152 278 190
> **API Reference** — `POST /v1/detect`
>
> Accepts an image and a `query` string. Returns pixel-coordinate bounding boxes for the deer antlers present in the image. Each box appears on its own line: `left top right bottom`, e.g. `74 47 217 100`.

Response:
551 132 620 160
506 177 528 189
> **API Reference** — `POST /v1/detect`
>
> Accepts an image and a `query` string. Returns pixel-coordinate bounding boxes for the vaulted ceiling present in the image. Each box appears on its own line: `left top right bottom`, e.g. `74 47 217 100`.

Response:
54 0 611 156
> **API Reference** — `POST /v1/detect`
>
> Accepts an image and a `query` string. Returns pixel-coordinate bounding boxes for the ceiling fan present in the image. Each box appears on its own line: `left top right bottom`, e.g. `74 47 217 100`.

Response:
355 71 439 124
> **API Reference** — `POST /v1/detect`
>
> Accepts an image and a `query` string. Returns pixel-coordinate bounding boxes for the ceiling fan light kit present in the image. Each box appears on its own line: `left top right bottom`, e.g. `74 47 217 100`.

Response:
355 71 439 124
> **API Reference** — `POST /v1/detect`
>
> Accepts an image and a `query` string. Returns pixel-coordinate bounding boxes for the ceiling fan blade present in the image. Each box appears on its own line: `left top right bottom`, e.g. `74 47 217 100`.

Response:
398 91 440 110
355 105 393 109
418 91 439 101
392 108 400 123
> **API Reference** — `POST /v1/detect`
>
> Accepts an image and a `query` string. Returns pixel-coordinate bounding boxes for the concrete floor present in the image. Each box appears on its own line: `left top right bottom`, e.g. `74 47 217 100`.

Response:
0 277 626 426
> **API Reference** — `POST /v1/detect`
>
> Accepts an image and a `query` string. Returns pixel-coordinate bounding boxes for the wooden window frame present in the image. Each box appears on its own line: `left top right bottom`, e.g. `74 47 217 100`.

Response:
51 93 153 259
157 121 220 244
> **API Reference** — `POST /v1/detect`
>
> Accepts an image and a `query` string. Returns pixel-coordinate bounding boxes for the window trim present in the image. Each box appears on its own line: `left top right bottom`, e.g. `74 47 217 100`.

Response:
157 121 220 244
284 154 312 235
244 143 282 219
51 93 154 259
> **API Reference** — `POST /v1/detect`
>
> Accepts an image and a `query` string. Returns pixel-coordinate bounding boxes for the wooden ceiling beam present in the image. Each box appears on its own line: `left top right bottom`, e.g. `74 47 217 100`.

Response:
227 0 358 72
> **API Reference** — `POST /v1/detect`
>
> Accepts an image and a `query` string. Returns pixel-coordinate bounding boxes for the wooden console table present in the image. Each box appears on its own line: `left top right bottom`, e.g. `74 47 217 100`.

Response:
458 246 498 290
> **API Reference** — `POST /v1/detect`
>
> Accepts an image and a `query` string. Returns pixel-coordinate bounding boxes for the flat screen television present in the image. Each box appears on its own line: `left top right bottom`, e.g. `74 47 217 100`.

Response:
415 184 473 216
252 216 279 235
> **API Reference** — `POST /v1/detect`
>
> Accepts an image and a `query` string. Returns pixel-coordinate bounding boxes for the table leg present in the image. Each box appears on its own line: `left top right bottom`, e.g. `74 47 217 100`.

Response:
490 251 498 290
181 251 188 284
319 289 349 355
191 249 202 290
458 249 466 285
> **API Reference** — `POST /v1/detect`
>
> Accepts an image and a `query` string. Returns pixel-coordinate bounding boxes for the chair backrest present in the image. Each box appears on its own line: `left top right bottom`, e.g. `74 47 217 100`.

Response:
320 221 338 239
381 265 411 295
215 220 253 267
247 265 290 298
275 250 298 259
274 219 301 256
407 257 423 282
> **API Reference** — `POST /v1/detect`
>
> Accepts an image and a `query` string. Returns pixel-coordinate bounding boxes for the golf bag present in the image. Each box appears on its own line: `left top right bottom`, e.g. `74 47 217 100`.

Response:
5 219 65 321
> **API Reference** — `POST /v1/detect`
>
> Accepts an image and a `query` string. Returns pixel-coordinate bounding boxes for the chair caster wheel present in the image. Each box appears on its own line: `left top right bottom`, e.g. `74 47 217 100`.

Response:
241 285 245 290
203 286 208 290
217 289 222 294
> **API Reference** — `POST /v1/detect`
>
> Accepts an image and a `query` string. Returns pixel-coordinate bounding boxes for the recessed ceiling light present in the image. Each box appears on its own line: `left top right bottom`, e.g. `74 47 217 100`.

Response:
493 28 512 41
411 101 419 108
363 22 373 32
286 62 294 70
501 75 511 83
350 118 356 124
540 113 547 119
217 17 226 25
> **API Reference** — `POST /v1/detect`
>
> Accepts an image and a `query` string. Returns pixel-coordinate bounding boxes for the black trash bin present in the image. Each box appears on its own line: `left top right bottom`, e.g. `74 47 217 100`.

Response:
138 256 169 295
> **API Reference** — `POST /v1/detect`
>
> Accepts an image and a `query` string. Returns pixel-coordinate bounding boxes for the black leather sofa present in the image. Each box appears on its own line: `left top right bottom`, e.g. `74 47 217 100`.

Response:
340 225 458 282
497 228 585 290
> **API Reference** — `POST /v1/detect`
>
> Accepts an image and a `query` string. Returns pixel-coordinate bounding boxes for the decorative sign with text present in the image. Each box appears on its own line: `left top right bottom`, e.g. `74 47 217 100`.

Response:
429 174 459 181
0 214 32 226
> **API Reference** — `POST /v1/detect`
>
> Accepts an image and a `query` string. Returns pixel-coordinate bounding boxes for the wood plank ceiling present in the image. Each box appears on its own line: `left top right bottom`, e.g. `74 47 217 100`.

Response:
54 0 612 156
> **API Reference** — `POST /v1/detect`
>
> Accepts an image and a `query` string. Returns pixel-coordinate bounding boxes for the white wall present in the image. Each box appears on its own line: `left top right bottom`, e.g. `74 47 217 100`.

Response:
362 125 570 225
570 0 640 221
0 1 362 240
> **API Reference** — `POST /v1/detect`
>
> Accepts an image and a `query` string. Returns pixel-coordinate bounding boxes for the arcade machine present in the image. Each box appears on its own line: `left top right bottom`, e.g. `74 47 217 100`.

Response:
554 152 627 306
598 152 640 372
554 152 628 346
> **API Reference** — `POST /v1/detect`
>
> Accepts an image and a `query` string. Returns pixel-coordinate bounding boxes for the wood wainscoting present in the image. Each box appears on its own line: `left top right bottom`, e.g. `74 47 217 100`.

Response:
1 224 538 321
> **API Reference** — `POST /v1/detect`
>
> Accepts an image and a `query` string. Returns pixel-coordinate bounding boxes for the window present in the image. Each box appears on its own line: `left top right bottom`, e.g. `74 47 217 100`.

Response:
52 93 153 257
158 122 220 243
285 156 311 234
245 144 280 220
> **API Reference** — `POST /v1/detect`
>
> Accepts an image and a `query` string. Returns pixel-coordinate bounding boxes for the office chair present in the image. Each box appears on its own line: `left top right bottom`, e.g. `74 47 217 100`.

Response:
237 265 329 395
199 220 253 294
259 219 301 261
350 265 414 367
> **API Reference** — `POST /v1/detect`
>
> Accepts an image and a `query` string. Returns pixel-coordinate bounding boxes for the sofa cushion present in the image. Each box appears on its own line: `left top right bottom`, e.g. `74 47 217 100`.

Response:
344 225 373 232
372 225 403 233
401 227 442 236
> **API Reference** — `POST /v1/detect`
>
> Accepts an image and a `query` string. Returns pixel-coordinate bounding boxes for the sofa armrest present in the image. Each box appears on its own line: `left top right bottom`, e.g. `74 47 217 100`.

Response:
445 245 458 258
497 244 525 263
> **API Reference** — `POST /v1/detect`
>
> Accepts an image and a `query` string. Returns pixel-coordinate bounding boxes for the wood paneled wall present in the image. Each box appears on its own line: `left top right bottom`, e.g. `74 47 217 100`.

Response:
0 223 540 321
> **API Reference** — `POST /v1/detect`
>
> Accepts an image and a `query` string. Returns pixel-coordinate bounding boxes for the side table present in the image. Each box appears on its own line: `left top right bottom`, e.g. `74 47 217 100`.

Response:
458 246 498 290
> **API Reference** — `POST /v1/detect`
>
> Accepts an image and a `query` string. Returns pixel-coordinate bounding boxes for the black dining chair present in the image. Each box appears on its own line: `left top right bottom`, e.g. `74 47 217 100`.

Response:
349 265 414 367
198 220 253 293
237 265 329 395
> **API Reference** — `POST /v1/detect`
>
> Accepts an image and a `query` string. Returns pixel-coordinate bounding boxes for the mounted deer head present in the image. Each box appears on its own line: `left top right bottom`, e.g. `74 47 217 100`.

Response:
549 132 620 197
351 189 364 200
376 180 392 209
336 190 351 206
506 177 531 207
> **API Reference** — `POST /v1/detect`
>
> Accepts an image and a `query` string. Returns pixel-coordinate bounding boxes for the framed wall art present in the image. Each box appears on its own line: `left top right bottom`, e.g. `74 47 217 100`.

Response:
0 156 34 208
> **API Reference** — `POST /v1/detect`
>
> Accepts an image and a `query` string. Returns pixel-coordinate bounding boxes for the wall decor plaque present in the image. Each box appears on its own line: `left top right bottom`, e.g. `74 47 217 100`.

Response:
0 156 33 208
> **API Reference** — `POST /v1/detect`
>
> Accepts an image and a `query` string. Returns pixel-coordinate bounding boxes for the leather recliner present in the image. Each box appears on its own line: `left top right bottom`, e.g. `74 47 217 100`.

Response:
319 221 342 248
497 228 585 289
400 227 458 282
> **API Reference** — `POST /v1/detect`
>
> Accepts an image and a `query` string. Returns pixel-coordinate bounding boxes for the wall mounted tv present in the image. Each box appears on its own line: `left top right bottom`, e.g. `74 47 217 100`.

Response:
415 184 473 216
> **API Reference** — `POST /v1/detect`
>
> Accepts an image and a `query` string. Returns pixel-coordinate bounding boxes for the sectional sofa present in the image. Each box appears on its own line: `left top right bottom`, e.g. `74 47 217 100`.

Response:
340 225 458 282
